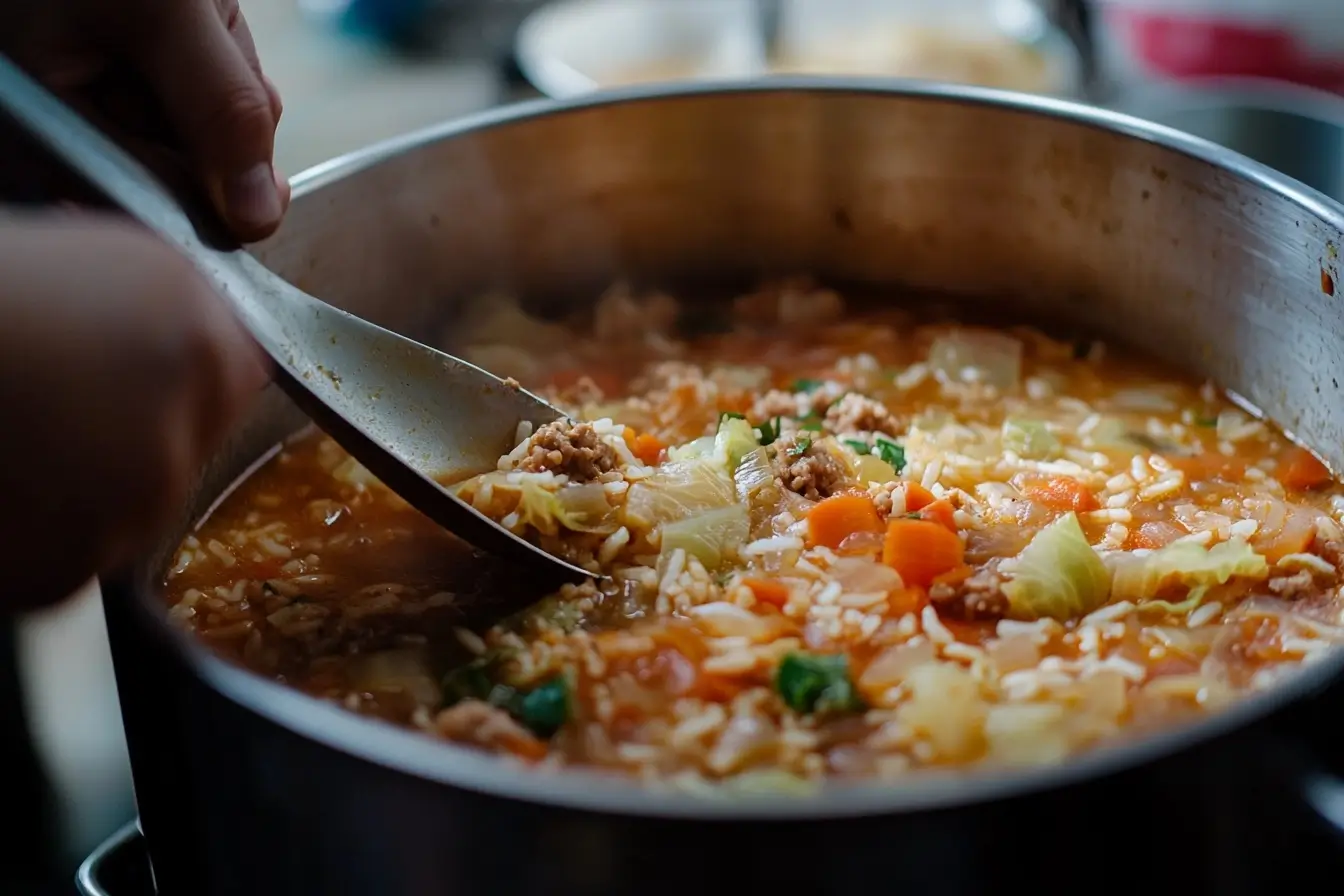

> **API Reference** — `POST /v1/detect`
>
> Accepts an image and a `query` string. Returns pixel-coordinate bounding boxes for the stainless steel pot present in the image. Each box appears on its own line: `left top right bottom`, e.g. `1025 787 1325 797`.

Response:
1112 78 1344 203
104 80 1344 895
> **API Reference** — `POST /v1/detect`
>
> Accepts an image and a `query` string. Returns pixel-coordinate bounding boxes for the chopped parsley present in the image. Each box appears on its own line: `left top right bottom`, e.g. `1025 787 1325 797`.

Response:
718 410 747 425
874 437 906 472
792 378 825 393
774 652 865 715
755 416 782 446
843 439 870 455
787 437 812 458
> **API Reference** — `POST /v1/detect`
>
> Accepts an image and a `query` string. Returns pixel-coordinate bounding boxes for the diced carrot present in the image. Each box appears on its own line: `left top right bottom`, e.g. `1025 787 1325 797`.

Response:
630 432 666 466
1020 476 1099 513
888 586 929 617
918 499 957 532
1253 503 1319 564
807 494 884 549
498 729 549 762
1279 446 1333 491
902 482 936 512
881 519 965 588
743 577 791 608
1124 520 1185 551
931 564 974 588
689 671 743 702
1170 452 1245 482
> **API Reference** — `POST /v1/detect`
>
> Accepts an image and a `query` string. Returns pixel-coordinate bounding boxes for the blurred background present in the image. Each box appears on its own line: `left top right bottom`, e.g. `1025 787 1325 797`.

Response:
10 0 1344 892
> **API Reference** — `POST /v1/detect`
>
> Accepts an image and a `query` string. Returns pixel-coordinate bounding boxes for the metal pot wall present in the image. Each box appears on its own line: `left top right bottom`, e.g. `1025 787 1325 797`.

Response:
102 81 1344 895
1112 78 1344 203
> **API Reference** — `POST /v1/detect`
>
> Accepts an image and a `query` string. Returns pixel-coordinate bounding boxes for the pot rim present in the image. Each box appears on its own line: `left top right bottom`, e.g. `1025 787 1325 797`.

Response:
1111 75 1344 129
143 77 1344 820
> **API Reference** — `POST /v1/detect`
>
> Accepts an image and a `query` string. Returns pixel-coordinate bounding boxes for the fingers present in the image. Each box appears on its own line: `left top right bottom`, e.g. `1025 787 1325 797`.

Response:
126 0 284 242
0 211 270 605
226 5 291 220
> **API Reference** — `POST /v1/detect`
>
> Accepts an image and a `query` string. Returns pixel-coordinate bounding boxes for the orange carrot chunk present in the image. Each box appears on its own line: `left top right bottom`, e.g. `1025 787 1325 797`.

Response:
807 494 884 549
1020 476 1099 513
743 577 791 607
1280 446 1333 491
918 499 958 532
881 519 965 589
931 564 974 588
902 482 936 512
888 586 930 617
630 432 667 466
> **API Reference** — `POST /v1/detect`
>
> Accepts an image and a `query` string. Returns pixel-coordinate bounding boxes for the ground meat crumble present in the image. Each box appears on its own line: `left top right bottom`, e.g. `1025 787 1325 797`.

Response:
434 700 540 756
825 393 903 439
516 420 619 480
929 562 1009 621
771 435 852 500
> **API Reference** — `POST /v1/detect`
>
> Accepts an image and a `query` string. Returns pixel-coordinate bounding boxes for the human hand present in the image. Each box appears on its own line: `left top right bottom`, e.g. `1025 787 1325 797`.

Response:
0 0 289 241
0 210 270 608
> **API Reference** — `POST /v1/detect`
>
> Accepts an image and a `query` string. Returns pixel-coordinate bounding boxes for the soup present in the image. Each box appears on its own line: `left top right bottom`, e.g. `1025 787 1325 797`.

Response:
165 280 1344 791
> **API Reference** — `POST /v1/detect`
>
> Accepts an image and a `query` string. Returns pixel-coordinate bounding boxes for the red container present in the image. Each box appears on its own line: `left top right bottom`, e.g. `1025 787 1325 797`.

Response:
1097 0 1344 93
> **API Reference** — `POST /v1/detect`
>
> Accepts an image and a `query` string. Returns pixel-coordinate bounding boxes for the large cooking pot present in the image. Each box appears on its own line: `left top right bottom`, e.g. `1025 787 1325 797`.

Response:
103 80 1344 895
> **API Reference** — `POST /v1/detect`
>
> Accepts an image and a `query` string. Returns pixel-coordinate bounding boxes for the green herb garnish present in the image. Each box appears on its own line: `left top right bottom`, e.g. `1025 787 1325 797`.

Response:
774 652 865 715
516 677 571 737
787 437 812 458
718 410 747 425
755 416 782 446
792 378 824 393
874 437 906 472
843 439 871 455
441 657 572 738
441 654 499 706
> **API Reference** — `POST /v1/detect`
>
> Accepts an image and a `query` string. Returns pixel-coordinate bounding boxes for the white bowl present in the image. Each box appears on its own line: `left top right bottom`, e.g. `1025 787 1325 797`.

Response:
515 0 1085 99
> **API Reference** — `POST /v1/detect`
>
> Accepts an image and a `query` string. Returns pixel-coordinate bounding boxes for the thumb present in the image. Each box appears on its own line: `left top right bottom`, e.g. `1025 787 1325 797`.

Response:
127 1 282 241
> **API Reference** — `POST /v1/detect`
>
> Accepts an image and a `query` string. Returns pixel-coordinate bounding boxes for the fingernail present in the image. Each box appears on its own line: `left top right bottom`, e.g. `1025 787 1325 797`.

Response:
223 163 281 231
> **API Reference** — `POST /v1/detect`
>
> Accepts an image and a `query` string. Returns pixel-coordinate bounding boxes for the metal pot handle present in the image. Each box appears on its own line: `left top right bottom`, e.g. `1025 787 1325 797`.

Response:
1263 719 1344 841
1298 759 1344 836
76 821 153 896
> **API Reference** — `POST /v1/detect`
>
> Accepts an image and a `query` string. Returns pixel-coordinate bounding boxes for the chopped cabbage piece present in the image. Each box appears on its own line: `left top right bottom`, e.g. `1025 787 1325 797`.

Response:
733 447 776 503
625 460 736 528
669 436 717 461
838 440 898 484
1001 418 1060 459
1002 512 1112 620
1110 537 1268 601
517 481 617 536
660 504 750 570
928 330 1022 390
714 415 761 470
1133 586 1209 617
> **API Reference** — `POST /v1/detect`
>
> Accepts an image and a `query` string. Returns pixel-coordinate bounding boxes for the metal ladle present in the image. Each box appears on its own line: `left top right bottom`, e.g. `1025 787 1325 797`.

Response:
0 54 592 584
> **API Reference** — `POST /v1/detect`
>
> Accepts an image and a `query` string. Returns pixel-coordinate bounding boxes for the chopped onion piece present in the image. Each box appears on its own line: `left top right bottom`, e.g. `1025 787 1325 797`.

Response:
928 330 1022 390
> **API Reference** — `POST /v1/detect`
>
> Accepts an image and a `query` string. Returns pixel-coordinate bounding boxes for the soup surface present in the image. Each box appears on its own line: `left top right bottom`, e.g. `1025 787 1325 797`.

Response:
165 280 1344 791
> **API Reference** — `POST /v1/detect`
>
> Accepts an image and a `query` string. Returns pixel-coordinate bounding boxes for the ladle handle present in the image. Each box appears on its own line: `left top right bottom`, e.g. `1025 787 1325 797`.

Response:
0 53 238 256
